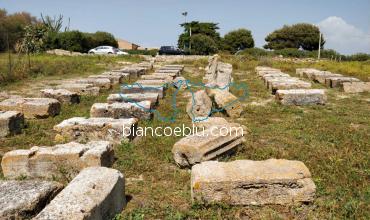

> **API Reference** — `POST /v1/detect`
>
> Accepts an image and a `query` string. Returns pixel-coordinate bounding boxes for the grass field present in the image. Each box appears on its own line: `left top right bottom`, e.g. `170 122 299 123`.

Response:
0 54 369 219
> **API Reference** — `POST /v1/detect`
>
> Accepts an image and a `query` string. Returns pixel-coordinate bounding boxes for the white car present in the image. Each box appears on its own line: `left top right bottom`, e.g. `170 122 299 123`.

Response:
88 46 128 55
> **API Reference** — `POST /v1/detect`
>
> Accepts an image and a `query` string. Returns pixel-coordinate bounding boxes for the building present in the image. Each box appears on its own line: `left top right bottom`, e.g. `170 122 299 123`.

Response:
117 39 140 50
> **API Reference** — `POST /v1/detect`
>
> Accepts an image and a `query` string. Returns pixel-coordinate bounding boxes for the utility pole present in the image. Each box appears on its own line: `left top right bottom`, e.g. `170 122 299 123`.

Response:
318 31 322 60
182 12 188 50
189 26 192 54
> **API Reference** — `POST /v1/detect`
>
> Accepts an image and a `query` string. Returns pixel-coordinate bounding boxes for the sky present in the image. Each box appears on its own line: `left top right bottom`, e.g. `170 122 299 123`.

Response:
1 0 370 54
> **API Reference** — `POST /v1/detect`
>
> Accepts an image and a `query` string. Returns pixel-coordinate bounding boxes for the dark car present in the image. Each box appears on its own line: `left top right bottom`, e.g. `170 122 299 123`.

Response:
158 46 184 55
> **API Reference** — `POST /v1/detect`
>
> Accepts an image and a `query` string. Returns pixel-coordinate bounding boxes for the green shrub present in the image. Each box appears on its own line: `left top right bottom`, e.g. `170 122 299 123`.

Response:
189 34 218 55
223 29 254 53
239 48 270 57
57 31 86 52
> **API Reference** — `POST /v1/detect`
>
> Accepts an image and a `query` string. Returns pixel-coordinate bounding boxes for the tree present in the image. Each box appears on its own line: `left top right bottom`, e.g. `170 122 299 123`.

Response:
223 29 254 53
0 9 38 51
57 31 86 52
92 31 118 47
178 21 221 50
19 23 47 53
189 34 218 55
264 23 325 51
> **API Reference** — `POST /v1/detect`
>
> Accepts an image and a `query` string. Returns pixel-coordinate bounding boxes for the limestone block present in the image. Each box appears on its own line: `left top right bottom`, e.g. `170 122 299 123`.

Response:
0 98 61 119
341 82 370 93
186 90 212 120
191 159 316 205
172 124 245 167
56 83 100 96
107 93 159 107
0 111 24 137
0 180 62 219
40 89 80 104
91 102 152 120
275 89 327 105
54 117 138 144
208 89 243 118
1 141 114 179
34 167 125 220
120 84 164 98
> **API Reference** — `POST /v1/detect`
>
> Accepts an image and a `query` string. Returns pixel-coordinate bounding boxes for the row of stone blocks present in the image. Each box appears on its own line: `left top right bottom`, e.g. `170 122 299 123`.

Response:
296 68 369 93
256 66 327 105
0 167 125 219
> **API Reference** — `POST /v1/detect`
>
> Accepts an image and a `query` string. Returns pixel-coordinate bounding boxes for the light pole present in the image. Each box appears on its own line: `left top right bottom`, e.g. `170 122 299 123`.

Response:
318 31 322 60
182 12 188 50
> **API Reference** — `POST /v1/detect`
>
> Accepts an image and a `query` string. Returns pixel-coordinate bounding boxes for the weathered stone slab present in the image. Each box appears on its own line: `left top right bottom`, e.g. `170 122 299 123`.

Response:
119 67 146 77
275 89 327 105
40 89 80 104
156 69 181 76
88 74 123 85
270 80 312 94
186 90 212 120
91 102 152 120
325 76 361 88
75 78 112 90
191 159 316 205
34 167 125 220
163 64 184 71
0 111 24 138
172 124 245 167
341 82 370 93
121 84 164 98
215 62 233 90
208 89 243 118
136 79 168 87
56 83 100 96
153 72 177 78
0 180 62 219
193 117 228 129
141 74 173 82
311 72 342 84
1 141 114 179
54 117 138 144
296 68 321 78
204 55 219 82
102 71 130 82
107 93 159 107
0 98 61 119
173 76 187 89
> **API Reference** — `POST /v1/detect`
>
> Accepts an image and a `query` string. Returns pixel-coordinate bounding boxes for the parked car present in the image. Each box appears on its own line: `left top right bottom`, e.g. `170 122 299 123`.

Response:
158 46 184 55
117 49 129 55
88 46 127 55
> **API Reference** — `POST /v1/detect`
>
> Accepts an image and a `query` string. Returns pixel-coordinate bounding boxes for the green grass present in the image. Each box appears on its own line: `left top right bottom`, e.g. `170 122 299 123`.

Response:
0 56 369 219
0 53 143 88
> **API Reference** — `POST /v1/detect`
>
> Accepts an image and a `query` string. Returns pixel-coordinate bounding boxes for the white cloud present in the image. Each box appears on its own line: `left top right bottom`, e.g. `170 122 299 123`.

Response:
318 16 370 55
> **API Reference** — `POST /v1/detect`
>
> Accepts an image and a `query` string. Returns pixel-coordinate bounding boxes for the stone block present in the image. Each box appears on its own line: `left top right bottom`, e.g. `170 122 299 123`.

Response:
34 167 125 220
172 124 245 167
186 90 212 120
208 89 243 118
341 82 370 93
56 83 100 96
107 93 159 107
88 74 122 85
325 76 361 88
91 102 152 120
275 89 327 105
121 84 164 98
136 79 168 87
54 117 138 144
0 180 62 219
0 98 61 119
191 159 316 205
75 78 112 90
270 80 312 94
0 111 24 137
193 117 228 129
40 89 80 104
1 141 114 179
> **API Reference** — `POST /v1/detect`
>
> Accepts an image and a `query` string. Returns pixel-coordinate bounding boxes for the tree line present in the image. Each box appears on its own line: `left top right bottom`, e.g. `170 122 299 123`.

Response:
0 9 118 53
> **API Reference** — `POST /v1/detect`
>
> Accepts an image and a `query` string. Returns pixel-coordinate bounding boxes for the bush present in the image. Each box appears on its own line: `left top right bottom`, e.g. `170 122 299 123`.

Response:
57 31 86 52
92 31 118 48
189 34 218 55
223 29 254 53
239 48 270 57
346 53 370 61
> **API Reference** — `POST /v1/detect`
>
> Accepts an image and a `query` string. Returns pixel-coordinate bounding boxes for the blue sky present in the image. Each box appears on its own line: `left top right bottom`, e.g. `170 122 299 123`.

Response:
1 0 369 54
